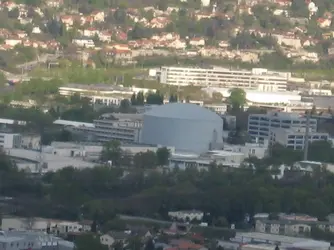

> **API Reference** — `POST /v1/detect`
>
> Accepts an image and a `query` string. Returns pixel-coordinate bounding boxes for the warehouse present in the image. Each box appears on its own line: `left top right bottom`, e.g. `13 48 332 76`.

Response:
140 103 224 153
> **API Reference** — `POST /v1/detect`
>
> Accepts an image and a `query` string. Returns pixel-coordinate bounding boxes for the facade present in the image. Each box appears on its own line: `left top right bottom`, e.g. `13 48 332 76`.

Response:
223 140 269 159
255 219 334 238
140 103 224 153
270 127 329 150
169 150 245 170
73 113 143 143
203 88 301 104
0 230 74 250
248 112 317 141
168 210 204 221
0 133 21 149
160 67 288 91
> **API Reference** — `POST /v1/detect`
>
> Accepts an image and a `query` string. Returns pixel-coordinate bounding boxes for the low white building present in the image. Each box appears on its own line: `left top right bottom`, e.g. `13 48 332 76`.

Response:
72 38 95 48
270 127 329 150
223 140 269 159
168 210 204 221
0 133 21 149
169 150 245 170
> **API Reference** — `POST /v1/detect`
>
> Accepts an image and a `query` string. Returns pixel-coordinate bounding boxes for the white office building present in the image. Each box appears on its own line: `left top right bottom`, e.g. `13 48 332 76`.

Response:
0 133 21 149
73 113 143 143
160 66 289 91
248 112 317 141
270 127 329 150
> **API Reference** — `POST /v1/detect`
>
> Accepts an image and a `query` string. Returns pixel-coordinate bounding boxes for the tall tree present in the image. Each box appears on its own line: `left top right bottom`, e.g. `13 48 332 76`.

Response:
156 147 170 166
227 88 246 113
100 140 122 166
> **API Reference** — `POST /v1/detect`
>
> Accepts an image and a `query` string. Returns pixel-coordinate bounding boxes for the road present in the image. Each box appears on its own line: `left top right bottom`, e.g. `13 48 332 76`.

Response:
119 215 172 225
16 54 60 71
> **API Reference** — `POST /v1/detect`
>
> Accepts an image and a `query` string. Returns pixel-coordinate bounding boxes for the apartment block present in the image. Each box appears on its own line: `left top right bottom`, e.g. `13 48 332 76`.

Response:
248 111 317 141
160 67 289 91
255 219 334 237
73 113 143 143
270 127 329 150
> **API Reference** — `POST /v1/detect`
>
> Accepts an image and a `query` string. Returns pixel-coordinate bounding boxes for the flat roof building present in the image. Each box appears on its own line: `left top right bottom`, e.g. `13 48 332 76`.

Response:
160 67 289 91
248 112 317 141
270 127 329 150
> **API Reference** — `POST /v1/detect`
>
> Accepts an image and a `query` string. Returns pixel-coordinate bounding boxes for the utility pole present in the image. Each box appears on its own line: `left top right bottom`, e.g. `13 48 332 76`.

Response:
303 111 310 161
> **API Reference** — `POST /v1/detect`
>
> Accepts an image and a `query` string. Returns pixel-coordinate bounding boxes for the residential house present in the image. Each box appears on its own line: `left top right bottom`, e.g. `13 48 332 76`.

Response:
3 1 17 11
254 219 334 237
32 27 42 34
100 231 129 248
105 49 133 65
168 210 204 222
61 15 74 26
272 34 302 49
83 28 99 37
189 37 205 47
168 39 186 50
99 31 112 42
91 10 105 22
46 0 63 7
72 38 95 48
5 38 21 46
150 17 170 28
317 18 331 28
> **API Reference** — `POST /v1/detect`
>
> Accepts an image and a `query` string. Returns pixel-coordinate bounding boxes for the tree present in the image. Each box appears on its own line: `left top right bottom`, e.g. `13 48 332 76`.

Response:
100 140 122 166
291 0 309 17
227 88 246 112
146 91 164 105
157 0 168 11
133 151 158 169
145 239 155 250
75 234 108 250
156 147 170 166
169 93 178 103
8 8 19 18
119 99 131 113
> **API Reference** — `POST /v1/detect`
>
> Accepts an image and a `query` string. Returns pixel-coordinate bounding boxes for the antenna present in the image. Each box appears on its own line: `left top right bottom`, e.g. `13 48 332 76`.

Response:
303 111 310 161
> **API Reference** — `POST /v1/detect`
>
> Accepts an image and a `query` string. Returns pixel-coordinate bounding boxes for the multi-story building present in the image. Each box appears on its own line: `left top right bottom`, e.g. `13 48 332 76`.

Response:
160 67 289 91
73 113 143 143
0 133 21 149
248 111 317 141
0 230 74 250
255 219 334 237
270 127 329 150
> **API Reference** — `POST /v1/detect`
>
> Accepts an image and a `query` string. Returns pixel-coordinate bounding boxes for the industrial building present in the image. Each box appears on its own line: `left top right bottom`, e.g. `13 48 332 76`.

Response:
140 103 224 153
203 87 301 104
232 232 330 249
248 111 317 141
69 113 143 143
270 127 329 150
0 230 74 250
0 133 22 149
159 67 289 91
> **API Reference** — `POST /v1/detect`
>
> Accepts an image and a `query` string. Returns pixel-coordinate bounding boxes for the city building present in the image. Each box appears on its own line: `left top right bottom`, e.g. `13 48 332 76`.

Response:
167 210 204 222
203 88 301 104
223 140 269 159
58 84 155 104
0 229 74 250
232 232 330 249
160 67 289 91
72 113 143 143
270 127 329 150
169 150 245 170
140 103 224 153
0 133 22 149
248 112 317 141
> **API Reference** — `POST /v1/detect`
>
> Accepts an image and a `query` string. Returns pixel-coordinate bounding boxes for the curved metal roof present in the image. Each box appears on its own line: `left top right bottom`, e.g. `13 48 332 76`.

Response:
144 103 221 121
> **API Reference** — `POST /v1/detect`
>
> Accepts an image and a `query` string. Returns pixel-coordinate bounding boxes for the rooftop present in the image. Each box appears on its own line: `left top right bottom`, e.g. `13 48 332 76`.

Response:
7 148 96 171
145 103 223 121
53 119 95 128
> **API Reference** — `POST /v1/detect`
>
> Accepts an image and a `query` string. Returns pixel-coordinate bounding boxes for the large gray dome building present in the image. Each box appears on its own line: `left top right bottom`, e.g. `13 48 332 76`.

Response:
140 103 224 153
